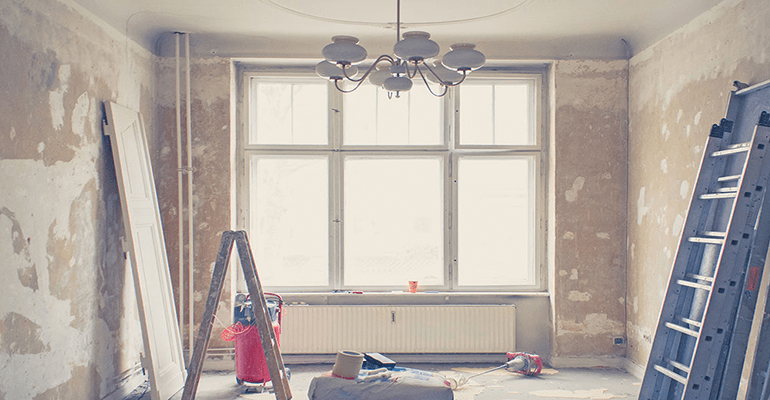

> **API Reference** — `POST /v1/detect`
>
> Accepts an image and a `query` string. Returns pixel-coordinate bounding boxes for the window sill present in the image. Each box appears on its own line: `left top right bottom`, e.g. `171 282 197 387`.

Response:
275 291 549 306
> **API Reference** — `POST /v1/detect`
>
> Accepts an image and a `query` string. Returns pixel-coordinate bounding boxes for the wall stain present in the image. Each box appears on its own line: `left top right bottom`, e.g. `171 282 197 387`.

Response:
1 312 49 355
46 179 100 329
17 265 39 292
0 207 39 290
0 23 84 165
32 365 101 400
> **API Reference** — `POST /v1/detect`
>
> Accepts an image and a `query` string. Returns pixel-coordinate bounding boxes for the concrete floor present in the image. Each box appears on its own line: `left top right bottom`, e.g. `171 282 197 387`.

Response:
126 364 641 399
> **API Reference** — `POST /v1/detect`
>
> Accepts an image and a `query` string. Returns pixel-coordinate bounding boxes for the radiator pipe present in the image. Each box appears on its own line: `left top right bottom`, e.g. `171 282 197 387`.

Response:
174 32 185 352
185 33 195 355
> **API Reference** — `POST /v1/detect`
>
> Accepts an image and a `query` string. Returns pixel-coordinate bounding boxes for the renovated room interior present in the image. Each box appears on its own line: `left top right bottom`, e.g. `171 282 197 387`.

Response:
1 0 769 398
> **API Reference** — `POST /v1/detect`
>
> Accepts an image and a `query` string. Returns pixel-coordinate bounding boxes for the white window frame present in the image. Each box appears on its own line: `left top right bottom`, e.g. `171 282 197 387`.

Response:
236 62 548 293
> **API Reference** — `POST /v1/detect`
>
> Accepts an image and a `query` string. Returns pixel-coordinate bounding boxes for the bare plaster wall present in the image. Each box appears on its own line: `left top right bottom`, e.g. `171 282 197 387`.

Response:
151 58 632 363
627 0 770 367
155 56 233 351
550 60 629 363
0 0 157 398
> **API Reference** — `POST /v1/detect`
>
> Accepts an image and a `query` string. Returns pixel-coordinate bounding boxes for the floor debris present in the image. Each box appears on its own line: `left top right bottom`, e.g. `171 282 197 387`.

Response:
529 388 627 399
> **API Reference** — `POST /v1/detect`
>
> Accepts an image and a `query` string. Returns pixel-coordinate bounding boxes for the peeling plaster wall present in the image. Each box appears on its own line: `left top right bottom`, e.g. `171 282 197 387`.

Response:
551 60 629 363
0 0 156 398
155 56 233 351
627 0 770 367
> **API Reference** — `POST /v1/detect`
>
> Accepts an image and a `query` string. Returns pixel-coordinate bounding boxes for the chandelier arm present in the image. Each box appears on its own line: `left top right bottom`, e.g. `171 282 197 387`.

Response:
415 66 449 97
442 70 469 87
341 55 397 83
405 61 422 79
421 62 469 87
333 78 366 93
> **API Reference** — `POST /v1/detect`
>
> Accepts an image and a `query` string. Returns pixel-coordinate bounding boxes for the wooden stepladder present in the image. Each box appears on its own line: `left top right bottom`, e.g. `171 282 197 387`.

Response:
181 230 292 400
640 90 770 399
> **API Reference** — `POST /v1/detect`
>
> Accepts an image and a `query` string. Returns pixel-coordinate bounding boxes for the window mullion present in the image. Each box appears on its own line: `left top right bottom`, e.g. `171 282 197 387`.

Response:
330 152 342 290
447 154 457 290
330 85 343 290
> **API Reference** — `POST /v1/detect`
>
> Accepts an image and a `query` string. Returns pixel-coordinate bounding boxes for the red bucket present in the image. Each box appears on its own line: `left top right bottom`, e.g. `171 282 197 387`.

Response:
223 293 283 385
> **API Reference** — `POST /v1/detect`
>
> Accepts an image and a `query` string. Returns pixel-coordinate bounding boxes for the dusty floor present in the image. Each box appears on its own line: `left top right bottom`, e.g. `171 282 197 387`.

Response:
125 363 641 399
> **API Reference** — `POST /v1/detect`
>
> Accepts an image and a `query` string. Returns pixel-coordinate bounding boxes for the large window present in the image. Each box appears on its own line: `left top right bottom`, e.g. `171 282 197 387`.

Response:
239 69 545 291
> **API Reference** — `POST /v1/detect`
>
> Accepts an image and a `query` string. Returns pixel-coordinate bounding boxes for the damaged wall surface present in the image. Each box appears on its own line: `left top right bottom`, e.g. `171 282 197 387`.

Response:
16 0 770 392
0 0 157 398
550 60 629 365
155 55 233 350
149 56 633 365
627 0 770 368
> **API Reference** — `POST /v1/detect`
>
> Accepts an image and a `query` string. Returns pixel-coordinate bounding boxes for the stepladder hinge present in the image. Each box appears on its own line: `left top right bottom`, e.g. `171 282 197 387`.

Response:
710 123 724 138
120 236 129 257
139 352 147 375
721 118 734 133
759 111 770 127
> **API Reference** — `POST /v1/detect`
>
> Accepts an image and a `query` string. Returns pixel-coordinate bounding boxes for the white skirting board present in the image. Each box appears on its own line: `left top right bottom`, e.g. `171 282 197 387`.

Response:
548 356 628 370
101 363 146 400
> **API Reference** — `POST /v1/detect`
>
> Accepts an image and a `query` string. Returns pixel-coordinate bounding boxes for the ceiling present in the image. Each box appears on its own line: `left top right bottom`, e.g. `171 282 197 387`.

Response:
71 0 724 59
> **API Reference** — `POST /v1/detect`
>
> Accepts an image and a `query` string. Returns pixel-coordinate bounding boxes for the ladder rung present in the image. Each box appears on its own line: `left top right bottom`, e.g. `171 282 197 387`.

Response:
718 174 742 182
716 187 739 193
701 231 726 238
688 236 725 245
654 364 688 385
686 273 715 283
711 142 751 157
680 316 702 328
666 321 700 337
677 279 713 291
700 192 737 200
668 359 691 374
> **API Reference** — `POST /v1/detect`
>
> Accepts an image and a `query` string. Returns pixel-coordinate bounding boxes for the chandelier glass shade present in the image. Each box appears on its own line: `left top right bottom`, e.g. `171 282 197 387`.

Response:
315 0 485 97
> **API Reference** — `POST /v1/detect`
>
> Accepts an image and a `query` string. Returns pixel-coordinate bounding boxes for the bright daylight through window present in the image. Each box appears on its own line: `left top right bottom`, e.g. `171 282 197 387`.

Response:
241 71 544 291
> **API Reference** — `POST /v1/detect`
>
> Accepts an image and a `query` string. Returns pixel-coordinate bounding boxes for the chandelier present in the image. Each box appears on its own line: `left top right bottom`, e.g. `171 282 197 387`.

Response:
315 0 486 98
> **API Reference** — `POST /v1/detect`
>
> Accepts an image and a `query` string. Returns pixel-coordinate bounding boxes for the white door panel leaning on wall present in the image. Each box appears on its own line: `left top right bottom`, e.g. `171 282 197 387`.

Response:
104 101 186 400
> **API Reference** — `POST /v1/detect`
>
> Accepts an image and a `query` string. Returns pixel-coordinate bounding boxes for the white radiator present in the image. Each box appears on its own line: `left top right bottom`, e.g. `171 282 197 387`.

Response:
279 305 516 354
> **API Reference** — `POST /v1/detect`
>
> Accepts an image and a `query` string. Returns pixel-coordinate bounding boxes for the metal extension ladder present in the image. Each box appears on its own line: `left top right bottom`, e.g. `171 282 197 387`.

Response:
640 92 770 399
181 231 292 400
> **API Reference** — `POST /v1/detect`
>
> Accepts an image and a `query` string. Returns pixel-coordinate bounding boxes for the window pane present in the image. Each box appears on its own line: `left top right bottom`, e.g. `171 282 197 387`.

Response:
344 157 444 286
343 85 442 146
250 156 329 286
459 81 534 146
250 79 328 145
457 157 535 286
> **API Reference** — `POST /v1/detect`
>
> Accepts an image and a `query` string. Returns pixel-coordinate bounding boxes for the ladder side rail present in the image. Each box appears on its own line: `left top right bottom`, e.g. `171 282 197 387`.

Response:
181 231 237 400
705 95 756 400
684 120 770 399
709 255 750 400
640 132 730 399
740 119 770 400
717 194 770 399
742 266 770 400
235 231 293 400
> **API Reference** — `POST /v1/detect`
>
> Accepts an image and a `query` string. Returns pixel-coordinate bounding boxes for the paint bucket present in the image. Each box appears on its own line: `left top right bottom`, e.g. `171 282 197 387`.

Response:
332 350 364 379
225 293 283 385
